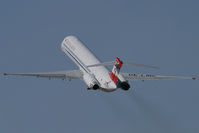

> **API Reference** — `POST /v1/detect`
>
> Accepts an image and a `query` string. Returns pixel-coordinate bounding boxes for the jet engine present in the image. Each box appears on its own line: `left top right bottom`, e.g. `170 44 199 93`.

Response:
83 74 100 90
120 81 130 90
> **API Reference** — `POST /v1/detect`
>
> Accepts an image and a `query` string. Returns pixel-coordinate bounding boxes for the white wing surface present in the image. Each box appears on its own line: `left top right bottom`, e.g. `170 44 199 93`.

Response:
2 70 83 80
121 72 196 80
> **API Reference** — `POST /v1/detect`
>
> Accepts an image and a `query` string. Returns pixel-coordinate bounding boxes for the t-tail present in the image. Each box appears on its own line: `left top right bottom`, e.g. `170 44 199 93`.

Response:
109 57 130 90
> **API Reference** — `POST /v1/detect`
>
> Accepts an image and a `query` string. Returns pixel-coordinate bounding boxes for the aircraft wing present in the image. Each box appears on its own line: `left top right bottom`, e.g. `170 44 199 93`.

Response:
2 70 83 80
121 72 196 80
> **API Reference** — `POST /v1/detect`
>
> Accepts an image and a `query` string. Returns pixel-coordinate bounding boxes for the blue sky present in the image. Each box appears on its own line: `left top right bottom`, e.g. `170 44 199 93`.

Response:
0 0 199 133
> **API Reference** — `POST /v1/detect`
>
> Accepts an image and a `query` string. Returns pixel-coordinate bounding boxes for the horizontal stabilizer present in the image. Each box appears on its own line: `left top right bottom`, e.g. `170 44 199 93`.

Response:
87 61 115 67
87 61 159 69
125 62 159 69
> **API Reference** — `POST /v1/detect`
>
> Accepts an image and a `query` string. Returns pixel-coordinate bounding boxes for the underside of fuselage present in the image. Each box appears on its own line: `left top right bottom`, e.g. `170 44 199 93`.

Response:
100 81 131 92
87 87 116 92
86 85 117 92
100 87 117 92
87 85 130 92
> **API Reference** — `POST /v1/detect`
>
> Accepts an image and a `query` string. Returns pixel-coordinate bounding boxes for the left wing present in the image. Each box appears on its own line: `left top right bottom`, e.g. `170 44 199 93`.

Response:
2 70 83 80
121 72 196 80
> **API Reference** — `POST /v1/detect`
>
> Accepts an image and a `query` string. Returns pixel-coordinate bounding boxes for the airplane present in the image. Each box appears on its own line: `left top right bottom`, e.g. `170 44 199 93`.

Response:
2 36 196 92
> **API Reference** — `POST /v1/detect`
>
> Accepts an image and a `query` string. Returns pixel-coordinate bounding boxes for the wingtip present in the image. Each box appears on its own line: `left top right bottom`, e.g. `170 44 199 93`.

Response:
192 77 196 80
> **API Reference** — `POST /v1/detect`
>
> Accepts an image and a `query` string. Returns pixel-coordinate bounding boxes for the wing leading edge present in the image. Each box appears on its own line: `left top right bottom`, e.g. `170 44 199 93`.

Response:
2 70 83 80
121 72 196 80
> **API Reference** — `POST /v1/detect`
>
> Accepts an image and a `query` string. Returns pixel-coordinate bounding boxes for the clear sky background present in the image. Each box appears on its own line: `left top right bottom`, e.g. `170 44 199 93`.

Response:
0 0 199 133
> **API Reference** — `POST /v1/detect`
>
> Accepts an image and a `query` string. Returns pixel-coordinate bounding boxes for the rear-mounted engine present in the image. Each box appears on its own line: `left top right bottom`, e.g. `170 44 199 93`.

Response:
83 74 100 90
120 82 130 90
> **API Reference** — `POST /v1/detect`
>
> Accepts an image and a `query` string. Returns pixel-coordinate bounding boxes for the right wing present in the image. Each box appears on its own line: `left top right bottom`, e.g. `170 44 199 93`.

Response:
121 72 196 81
2 70 83 80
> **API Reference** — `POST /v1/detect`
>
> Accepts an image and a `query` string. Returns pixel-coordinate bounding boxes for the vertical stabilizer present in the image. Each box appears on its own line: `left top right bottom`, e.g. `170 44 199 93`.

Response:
109 57 123 84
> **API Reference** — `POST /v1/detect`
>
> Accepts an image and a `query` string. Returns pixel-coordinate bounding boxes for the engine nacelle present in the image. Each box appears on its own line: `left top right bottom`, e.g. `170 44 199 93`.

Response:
83 74 100 90
120 81 130 91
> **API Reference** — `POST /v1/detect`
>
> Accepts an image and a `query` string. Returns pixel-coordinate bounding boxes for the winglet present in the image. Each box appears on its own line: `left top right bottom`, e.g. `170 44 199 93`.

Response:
192 77 196 80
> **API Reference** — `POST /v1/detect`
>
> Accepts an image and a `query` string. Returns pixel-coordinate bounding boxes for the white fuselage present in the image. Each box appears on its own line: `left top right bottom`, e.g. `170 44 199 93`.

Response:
61 36 117 91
